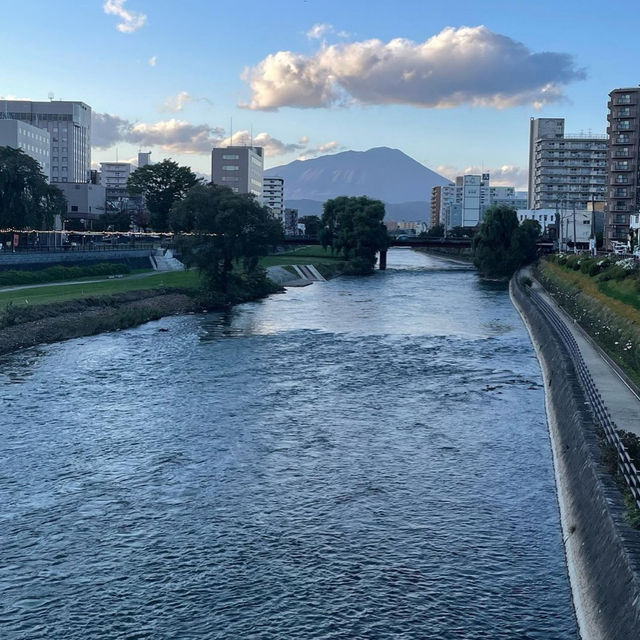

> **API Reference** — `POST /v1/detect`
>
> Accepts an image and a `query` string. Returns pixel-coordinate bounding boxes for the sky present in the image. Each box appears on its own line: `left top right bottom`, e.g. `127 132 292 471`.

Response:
2 0 638 188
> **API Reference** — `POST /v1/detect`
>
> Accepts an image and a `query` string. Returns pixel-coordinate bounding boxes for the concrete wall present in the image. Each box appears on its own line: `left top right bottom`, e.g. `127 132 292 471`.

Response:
511 275 640 640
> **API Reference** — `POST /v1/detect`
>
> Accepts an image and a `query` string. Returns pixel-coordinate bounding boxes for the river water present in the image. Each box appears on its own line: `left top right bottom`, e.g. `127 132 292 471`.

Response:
0 249 577 639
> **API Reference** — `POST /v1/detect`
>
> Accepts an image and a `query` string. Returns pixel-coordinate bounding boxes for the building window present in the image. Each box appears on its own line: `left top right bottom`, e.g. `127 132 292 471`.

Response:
222 165 239 171
222 154 239 160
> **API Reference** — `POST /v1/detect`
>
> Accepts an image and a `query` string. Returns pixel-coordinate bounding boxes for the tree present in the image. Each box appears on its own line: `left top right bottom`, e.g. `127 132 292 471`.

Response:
171 183 283 293
298 215 321 238
127 159 200 232
320 196 389 274
472 205 540 278
93 210 132 232
0 146 66 229
420 223 444 238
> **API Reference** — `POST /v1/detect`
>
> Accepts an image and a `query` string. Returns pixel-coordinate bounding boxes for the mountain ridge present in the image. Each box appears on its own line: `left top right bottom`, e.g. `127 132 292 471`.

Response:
265 147 451 213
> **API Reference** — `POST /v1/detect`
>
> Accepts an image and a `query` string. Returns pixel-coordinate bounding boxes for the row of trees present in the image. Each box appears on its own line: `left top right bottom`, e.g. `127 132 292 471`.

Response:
0 147 67 230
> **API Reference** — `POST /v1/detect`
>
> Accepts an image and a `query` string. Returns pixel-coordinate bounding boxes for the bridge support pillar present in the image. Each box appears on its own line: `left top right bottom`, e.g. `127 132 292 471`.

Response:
379 249 387 270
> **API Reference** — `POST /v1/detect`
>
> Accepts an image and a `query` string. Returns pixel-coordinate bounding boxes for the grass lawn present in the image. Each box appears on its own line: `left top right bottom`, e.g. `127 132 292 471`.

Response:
260 245 344 268
0 270 201 309
0 246 341 310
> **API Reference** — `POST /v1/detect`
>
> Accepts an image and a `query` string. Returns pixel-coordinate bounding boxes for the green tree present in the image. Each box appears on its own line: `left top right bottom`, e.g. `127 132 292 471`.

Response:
93 210 132 232
127 159 200 232
420 223 444 238
320 196 389 274
472 205 540 278
171 183 283 293
298 215 321 238
0 146 66 229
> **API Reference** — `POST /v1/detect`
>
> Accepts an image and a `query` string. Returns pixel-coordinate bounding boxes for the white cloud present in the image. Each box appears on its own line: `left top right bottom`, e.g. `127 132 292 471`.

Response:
242 25 585 111
298 141 342 160
92 113 305 158
436 164 529 190
149 56 157 67
103 0 147 33
306 23 350 40
159 91 213 113
307 23 333 40
160 91 195 113
92 112 225 154
215 130 306 157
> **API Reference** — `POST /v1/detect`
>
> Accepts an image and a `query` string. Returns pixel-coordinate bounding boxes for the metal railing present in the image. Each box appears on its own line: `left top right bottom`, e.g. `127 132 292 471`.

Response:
528 287 640 509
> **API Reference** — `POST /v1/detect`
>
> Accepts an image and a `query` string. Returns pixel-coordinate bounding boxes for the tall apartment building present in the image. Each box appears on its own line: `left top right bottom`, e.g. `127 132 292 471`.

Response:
137 151 152 168
211 146 264 202
263 176 284 220
430 184 455 227
528 117 607 211
0 100 91 183
0 118 51 180
606 88 640 245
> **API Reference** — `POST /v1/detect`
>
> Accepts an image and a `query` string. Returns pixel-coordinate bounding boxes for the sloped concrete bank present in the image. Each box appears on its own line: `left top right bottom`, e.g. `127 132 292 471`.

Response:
511 275 640 640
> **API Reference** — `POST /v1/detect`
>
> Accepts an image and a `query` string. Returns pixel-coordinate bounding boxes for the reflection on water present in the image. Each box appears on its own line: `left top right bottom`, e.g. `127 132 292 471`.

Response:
0 249 577 639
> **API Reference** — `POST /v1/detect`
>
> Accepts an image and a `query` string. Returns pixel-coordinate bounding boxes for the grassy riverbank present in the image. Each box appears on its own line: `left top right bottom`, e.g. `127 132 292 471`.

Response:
0 246 343 355
536 255 640 386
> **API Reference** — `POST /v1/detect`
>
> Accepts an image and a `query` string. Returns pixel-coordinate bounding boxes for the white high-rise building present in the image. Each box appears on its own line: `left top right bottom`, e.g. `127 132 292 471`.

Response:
263 176 284 220
528 117 607 211
0 118 51 180
0 100 92 184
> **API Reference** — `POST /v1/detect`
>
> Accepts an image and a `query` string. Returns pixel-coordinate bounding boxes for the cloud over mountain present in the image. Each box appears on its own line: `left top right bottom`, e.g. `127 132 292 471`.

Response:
242 25 585 111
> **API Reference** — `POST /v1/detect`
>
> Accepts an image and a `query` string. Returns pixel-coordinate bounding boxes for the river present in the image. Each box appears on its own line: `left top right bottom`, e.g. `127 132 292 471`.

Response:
0 249 577 639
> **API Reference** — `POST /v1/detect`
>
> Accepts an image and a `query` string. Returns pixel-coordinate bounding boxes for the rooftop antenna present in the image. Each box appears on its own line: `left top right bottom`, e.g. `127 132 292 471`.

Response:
116 147 119 162
230 117 233 147
48 91 54 101
250 124 253 148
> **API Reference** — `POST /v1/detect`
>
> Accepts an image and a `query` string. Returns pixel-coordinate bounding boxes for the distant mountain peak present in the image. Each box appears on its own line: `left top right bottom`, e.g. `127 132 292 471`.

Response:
265 147 451 206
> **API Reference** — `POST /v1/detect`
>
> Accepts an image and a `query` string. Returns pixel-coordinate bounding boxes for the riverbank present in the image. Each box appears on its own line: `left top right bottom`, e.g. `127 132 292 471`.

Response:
511 272 640 640
0 249 346 356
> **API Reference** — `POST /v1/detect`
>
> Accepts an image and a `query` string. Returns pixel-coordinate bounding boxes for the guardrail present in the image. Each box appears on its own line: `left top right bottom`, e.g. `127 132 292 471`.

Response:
528 286 640 510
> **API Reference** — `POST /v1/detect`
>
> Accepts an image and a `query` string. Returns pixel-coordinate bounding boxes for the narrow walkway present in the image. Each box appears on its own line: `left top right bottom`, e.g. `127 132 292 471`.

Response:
0 270 158 294
529 270 640 438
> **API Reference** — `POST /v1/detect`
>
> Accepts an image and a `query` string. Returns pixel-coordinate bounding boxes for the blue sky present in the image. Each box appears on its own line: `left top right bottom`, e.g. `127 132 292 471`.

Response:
3 0 638 187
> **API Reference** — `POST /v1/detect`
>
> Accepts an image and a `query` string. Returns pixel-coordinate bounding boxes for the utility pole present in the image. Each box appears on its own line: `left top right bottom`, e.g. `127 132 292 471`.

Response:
573 203 577 253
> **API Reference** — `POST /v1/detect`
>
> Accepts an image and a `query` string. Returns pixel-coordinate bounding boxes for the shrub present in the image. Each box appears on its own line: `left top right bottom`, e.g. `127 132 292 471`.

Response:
0 262 130 287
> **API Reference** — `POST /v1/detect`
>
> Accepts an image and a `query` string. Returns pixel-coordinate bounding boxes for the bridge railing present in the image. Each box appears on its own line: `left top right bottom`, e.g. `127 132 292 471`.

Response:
528 286 640 510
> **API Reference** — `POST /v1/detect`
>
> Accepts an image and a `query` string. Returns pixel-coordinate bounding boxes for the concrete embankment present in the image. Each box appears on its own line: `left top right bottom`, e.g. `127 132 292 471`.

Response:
511 274 640 640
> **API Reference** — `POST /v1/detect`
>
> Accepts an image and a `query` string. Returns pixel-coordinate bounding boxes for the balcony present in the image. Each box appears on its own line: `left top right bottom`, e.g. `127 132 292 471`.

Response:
613 162 633 171
614 135 631 144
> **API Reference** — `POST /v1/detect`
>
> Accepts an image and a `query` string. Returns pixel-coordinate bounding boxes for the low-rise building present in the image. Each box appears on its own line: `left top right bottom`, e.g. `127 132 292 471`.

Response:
56 182 106 227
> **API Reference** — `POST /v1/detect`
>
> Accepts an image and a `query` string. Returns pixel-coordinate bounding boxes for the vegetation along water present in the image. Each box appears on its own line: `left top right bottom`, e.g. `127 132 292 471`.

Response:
0 249 577 638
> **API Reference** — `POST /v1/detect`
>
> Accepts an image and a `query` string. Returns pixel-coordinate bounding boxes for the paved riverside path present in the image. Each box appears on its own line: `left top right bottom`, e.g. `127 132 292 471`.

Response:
528 270 640 438
0 271 159 294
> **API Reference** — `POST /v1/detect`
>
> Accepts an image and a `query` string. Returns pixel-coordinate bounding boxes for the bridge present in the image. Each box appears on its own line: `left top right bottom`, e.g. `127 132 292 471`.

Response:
281 236 474 270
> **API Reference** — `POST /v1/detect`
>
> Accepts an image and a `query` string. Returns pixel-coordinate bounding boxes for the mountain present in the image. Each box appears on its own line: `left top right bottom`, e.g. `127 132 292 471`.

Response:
265 147 451 220
287 199 430 221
